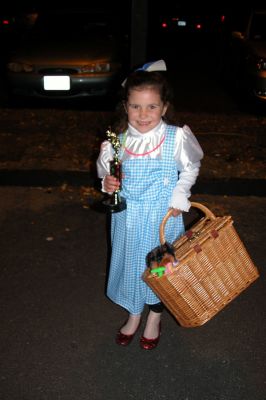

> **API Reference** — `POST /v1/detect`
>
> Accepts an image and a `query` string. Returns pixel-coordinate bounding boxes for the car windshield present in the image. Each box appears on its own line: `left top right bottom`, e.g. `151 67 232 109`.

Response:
249 13 266 41
29 12 115 41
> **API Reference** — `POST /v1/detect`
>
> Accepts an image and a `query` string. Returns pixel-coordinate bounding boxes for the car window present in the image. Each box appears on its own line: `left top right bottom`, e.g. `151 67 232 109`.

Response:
27 12 115 41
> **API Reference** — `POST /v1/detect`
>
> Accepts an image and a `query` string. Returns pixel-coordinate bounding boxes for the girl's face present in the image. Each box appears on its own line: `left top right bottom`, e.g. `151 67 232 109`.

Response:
125 87 168 134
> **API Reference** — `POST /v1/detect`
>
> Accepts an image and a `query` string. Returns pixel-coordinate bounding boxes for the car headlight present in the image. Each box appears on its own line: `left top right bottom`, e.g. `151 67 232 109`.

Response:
7 62 34 73
80 62 110 73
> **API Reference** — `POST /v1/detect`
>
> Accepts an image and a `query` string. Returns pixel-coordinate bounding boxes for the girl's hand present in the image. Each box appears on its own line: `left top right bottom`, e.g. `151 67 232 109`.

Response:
104 175 120 193
170 208 181 217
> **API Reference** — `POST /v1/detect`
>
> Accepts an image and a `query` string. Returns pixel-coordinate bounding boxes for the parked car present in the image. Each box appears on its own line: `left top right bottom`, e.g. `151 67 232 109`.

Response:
156 3 230 39
159 12 225 34
5 8 129 100
150 5 229 67
222 9 266 103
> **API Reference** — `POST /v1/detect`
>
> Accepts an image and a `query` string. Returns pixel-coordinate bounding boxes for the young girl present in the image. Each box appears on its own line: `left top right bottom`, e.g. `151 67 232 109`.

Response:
97 60 203 350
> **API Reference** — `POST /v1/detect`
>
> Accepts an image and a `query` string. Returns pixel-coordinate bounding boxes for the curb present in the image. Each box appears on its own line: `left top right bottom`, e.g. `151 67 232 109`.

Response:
0 169 265 197
194 178 265 197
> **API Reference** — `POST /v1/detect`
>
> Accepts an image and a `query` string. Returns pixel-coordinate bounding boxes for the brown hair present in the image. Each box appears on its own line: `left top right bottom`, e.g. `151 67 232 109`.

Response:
112 70 178 132
124 70 173 104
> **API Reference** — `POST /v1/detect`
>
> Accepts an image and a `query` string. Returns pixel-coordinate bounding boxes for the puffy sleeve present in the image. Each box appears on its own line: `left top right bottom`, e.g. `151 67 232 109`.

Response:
96 140 114 178
170 125 204 212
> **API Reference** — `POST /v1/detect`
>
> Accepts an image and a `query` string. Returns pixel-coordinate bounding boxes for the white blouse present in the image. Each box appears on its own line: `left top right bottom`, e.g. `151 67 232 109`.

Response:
96 120 203 212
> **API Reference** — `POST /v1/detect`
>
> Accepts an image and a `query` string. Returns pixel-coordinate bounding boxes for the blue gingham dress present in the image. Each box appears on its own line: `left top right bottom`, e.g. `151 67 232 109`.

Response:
107 125 185 315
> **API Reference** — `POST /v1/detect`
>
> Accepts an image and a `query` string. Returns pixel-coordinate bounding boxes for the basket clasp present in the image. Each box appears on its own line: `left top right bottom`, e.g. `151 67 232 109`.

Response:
186 230 201 242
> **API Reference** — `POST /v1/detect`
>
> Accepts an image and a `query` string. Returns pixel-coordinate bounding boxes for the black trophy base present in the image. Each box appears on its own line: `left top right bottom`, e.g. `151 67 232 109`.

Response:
103 196 127 213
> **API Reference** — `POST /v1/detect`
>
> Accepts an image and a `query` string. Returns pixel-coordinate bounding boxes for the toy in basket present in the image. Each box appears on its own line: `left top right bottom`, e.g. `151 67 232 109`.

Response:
143 202 259 328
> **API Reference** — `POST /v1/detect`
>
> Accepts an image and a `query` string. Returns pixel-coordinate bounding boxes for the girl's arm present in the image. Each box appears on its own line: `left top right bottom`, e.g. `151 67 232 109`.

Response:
96 140 120 193
170 125 204 212
96 140 113 178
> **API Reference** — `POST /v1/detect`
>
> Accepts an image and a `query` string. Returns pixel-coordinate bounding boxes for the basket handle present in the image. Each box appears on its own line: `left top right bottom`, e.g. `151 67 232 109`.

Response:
159 202 216 244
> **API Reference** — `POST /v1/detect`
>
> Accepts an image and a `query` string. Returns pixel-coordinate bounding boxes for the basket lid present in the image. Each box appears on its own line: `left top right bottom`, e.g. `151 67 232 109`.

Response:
173 215 232 260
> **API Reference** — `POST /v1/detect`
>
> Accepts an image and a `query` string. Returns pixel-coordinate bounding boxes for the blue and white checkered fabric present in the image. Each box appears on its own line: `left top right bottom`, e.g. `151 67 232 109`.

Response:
107 125 185 314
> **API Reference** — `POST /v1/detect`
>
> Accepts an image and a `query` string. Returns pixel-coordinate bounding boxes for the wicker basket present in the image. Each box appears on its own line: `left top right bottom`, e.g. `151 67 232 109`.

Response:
143 202 259 328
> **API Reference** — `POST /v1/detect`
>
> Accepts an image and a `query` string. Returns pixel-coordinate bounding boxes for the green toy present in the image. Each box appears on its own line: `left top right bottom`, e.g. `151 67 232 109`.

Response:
150 266 166 277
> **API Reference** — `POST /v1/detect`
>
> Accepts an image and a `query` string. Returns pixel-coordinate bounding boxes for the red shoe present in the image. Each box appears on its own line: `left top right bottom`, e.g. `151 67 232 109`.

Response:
115 320 141 346
139 323 161 350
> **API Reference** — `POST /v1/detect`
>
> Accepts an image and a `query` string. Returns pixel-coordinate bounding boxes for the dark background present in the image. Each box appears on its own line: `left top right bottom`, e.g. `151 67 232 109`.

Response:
1 0 266 115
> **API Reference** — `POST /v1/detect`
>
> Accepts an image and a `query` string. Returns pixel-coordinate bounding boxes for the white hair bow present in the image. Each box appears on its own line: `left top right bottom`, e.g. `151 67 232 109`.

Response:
136 59 167 72
121 59 167 87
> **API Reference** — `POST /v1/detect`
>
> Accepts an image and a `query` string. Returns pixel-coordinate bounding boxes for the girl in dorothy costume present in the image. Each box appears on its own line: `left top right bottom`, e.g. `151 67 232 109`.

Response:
97 60 203 350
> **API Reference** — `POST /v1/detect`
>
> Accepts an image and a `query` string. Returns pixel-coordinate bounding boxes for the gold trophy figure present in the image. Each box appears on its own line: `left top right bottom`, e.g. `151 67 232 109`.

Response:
103 129 127 213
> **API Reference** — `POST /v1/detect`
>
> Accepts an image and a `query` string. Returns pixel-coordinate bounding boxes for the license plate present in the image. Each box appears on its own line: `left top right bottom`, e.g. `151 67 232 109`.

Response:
43 76 70 90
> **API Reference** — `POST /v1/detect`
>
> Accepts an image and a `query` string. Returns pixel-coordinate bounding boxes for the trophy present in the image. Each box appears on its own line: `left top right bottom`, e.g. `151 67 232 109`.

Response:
103 129 127 213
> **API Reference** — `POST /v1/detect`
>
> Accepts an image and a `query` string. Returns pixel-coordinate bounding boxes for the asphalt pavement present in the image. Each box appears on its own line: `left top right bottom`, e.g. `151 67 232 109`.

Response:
0 185 265 400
